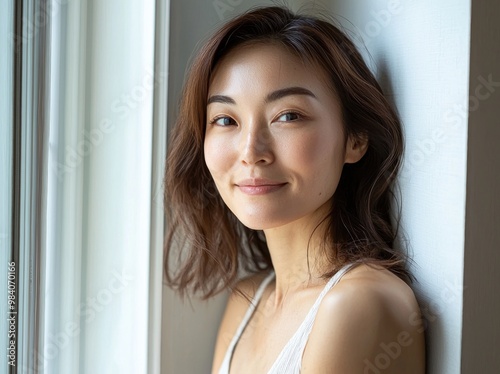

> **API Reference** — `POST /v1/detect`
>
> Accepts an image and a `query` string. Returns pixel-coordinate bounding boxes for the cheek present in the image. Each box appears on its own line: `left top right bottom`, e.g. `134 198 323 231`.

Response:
283 130 343 170
283 130 345 197
204 134 233 179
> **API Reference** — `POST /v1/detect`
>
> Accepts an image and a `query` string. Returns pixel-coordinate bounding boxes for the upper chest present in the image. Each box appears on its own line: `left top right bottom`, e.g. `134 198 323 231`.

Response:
228 286 324 374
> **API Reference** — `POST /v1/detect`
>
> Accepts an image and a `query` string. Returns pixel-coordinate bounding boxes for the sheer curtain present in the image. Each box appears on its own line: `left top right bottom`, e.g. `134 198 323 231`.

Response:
2 0 168 373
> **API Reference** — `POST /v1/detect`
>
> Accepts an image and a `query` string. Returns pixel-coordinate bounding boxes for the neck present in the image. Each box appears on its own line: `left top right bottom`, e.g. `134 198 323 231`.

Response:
262 203 334 308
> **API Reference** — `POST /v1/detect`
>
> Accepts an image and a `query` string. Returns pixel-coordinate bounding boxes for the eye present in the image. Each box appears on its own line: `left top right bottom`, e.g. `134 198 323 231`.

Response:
275 111 301 123
209 116 237 127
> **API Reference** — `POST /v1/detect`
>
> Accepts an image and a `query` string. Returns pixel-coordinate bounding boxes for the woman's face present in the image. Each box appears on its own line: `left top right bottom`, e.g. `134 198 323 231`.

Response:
204 42 362 231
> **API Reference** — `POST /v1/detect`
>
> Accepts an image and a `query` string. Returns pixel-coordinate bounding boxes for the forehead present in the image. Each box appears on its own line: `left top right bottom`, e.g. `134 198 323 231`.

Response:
208 42 332 96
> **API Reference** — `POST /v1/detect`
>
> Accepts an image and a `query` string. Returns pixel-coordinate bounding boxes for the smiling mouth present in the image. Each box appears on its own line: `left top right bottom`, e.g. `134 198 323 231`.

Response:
236 183 287 195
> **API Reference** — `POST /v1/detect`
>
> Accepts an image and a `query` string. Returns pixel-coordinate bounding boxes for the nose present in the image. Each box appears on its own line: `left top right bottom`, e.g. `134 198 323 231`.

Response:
240 123 274 166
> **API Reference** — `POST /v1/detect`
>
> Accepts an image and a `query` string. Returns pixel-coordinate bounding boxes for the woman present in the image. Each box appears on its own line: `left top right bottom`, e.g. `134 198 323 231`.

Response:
164 6 425 374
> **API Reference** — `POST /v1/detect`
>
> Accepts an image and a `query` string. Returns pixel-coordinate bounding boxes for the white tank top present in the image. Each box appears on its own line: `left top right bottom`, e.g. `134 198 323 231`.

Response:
217 262 357 374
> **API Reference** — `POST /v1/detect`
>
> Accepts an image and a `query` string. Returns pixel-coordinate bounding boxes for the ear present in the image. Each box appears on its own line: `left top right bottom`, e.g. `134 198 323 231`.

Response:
344 133 369 164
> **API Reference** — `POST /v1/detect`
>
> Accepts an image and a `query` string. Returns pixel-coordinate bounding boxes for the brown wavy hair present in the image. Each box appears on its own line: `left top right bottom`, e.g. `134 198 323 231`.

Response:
164 6 411 299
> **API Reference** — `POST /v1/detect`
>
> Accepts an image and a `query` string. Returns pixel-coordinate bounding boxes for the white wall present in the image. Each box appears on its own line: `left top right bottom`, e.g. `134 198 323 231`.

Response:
326 2 470 372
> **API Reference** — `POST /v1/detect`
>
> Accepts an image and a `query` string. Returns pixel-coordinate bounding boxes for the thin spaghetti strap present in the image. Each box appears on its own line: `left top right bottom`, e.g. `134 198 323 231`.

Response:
218 271 275 374
230 272 275 344
268 262 358 374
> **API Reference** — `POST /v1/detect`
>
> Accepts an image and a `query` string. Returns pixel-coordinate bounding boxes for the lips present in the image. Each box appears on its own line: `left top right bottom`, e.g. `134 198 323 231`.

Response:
235 178 287 195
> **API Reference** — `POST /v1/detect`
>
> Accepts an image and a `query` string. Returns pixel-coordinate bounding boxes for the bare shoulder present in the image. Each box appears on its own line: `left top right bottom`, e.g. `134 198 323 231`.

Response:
302 264 425 374
211 272 271 374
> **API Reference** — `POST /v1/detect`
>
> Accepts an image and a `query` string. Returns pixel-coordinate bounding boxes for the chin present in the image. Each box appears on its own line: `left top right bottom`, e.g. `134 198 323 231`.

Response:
236 216 270 231
234 211 297 231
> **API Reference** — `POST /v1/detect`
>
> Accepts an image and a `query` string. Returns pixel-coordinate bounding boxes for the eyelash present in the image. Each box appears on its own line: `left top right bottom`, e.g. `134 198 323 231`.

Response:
209 116 237 127
275 111 303 122
208 111 304 127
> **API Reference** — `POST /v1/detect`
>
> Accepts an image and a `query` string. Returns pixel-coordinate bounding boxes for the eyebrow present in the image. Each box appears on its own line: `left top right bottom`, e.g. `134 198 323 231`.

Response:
207 86 317 105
